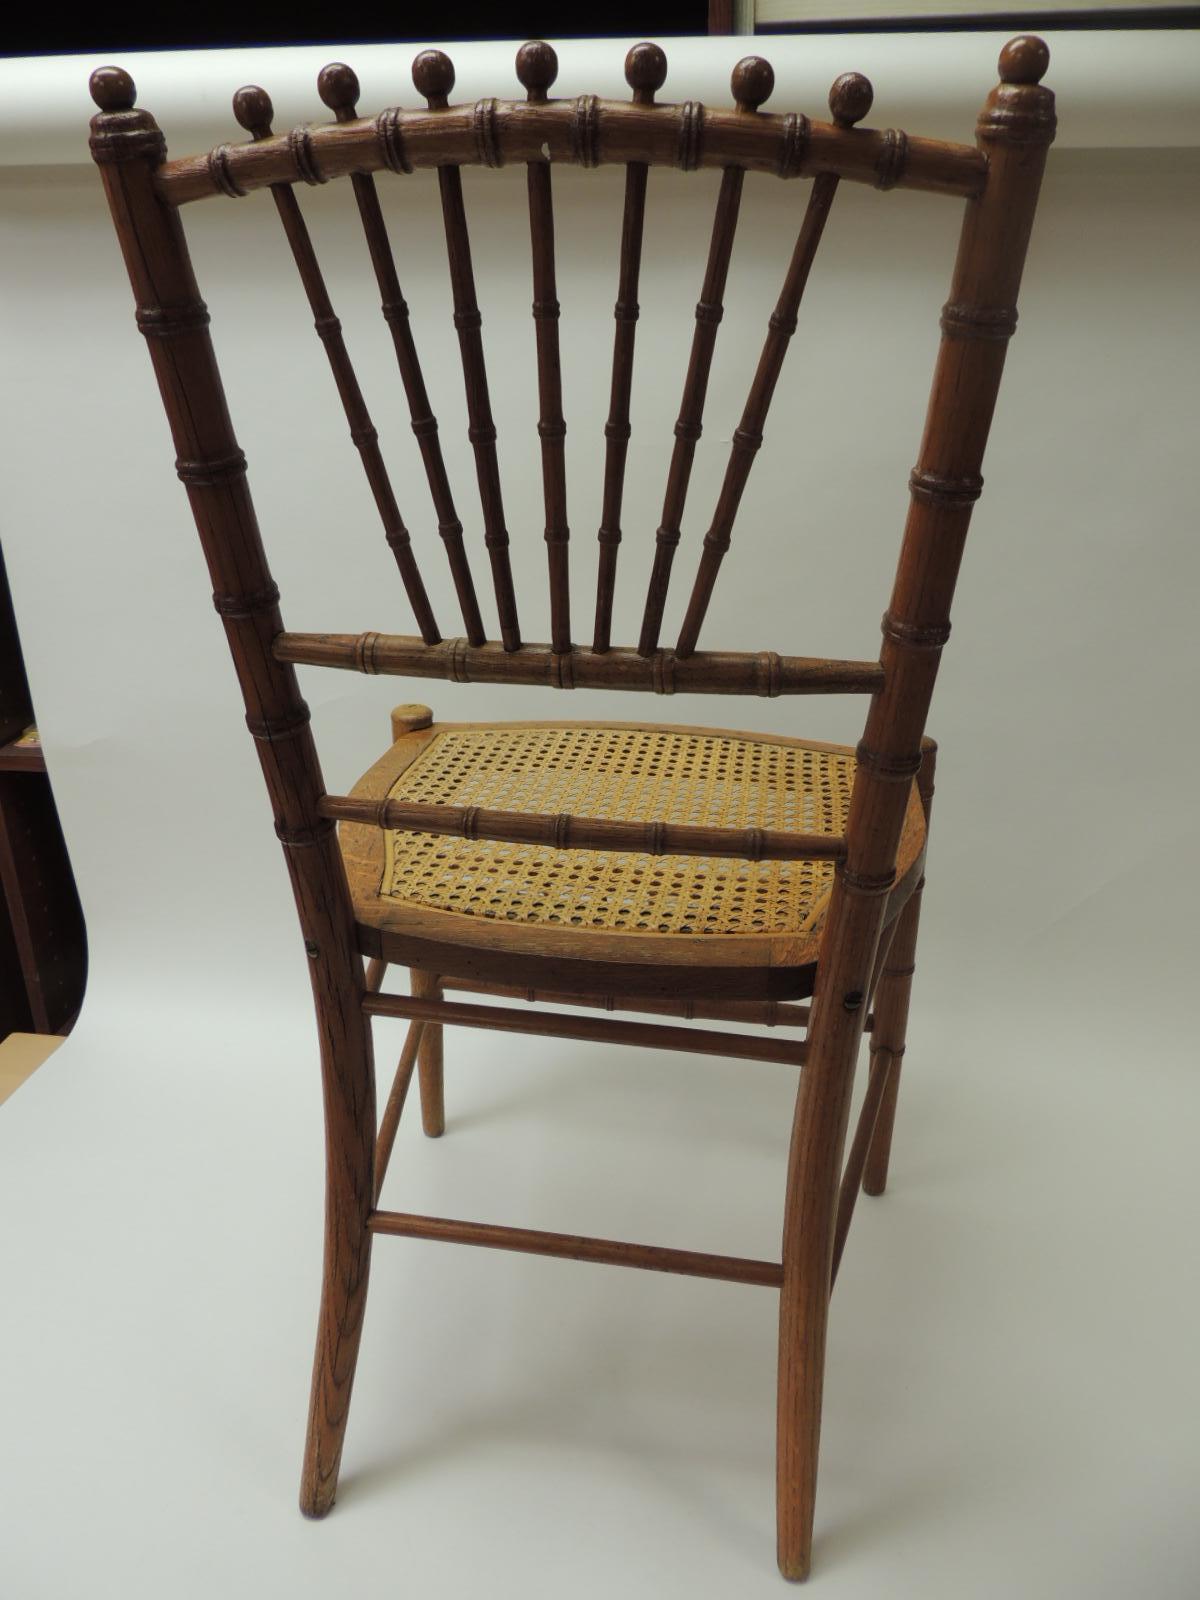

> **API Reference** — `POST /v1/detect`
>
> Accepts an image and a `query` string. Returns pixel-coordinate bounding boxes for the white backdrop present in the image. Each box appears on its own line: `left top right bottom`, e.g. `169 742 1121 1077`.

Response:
0 33 1197 1600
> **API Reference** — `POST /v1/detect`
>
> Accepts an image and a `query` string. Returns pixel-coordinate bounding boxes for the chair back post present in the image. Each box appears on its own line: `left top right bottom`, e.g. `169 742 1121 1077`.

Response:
88 67 377 1508
776 38 1055 1572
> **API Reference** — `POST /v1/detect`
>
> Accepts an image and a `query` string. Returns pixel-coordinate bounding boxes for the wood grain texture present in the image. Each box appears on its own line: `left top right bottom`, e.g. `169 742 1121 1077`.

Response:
369 1208 784 1286
230 86 440 646
88 35 1056 1581
775 43 1055 1580
364 989 807 1066
158 98 987 208
317 64 486 646
89 65 378 1524
274 631 883 696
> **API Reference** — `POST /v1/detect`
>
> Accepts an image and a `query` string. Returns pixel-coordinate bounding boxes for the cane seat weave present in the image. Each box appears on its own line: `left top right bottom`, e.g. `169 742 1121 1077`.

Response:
340 721 928 992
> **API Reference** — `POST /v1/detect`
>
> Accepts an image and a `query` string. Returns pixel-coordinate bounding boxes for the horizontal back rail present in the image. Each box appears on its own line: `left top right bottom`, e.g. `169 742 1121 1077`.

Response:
274 630 883 694
158 99 986 208
321 792 846 862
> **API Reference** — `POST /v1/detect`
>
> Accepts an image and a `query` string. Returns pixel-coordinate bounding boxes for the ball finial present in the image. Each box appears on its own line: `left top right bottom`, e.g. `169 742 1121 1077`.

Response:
828 71 873 128
731 56 774 113
232 85 274 138
317 62 360 117
999 35 1050 86
412 49 455 108
89 66 136 113
625 42 667 105
516 40 558 101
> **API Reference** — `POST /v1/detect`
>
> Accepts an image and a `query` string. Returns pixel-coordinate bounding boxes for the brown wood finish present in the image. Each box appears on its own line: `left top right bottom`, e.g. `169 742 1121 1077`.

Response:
774 40 1055 1579
415 51 522 652
638 155 747 655
89 37 1056 1582
317 64 486 646
593 45 665 654
516 43 573 654
675 73 873 659
365 989 808 1067
368 1209 784 1287
373 1018 423 1202
862 735 937 1196
274 630 884 695
158 95 987 208
88 64 378 1524
320 790 847 863
230 86 440 646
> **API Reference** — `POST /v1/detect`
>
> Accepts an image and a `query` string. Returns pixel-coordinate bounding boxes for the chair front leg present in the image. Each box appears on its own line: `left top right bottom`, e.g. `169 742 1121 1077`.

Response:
300 974 377 1518
776 1032 861 1580
863 738 936 1197
412 969 446 1137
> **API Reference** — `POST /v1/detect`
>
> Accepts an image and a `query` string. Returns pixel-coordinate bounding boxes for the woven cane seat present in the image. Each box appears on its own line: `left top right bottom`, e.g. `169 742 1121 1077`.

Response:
340 720 927 1000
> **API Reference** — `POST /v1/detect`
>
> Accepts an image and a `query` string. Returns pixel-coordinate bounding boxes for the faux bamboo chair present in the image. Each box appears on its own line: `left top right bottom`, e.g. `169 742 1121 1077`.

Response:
87 35 1056 1580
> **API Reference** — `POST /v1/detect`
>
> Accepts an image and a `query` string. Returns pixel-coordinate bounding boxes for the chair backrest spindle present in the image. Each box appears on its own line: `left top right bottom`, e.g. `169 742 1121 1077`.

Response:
414 50 522 652
231 86 441 645
636 58 774 658
592 43 666 654
316 64 486 646
674 73 872 659
516 42 572 653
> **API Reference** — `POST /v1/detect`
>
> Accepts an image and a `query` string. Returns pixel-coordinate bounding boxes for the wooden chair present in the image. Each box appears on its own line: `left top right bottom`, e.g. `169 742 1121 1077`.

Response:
87 36 1056 1580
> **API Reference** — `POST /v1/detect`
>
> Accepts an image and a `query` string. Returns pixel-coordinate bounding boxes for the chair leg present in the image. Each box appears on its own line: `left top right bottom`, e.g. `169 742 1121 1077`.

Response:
777 1032 860 1581
863 737 936 1197
299 990 377 1518
861 889 922 1197
412 970 445 1137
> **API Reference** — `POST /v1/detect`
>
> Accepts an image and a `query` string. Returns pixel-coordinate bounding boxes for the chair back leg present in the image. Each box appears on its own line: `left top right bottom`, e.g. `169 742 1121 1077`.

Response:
413 970 446 1137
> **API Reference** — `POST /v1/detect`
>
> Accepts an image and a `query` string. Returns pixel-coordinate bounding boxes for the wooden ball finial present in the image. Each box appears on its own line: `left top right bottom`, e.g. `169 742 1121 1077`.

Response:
232 85 274 139
317 62 360 117
828 71 873 128
516 40 558 101
625 42 667 105
731 56 774 113
412 48 455 108
89 66 136 112
999 34 1050 86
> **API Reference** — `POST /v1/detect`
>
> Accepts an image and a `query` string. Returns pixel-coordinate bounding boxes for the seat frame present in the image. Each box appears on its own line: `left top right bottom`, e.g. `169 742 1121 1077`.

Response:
86 35 1055 1581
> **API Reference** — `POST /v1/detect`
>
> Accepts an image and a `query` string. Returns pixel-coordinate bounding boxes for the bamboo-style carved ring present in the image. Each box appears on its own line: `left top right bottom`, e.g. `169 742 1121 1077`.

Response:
213 581 280 618
355 631 382 674
677 101 704 170
874 129 908 190
245 703 311 741
207 145 248 197
570 95 600 166
855 742 923 780
288 126 326 184
777 112 809 177
940 302 1017 341
908 468 984 505
652 653 677 695
840 866 897 896
175 451 247 486
274 817 335 847
882 612 952 650
473 99 502 167
375 108 413 173
137 304 211 338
